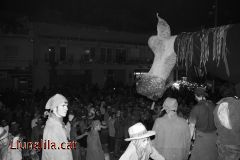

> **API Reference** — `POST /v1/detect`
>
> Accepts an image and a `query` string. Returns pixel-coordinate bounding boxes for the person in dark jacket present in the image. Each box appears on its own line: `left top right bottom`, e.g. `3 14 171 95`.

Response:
189 87 217 160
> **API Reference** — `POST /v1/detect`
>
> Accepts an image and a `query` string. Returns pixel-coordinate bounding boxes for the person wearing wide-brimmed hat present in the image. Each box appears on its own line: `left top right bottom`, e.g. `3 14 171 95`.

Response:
152 97 191 160
119 122 165 160
189 87 217 160
42 93 73 160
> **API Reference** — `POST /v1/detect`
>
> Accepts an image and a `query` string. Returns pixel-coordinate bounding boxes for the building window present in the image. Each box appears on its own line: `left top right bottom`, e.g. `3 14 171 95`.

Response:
90 47 95 59
100 47 114 63
4 45 18 59
48 46 56 64
60 46 67 61
81 47 95 63
116 48 126 64
106 48 112 63
100 48 107 62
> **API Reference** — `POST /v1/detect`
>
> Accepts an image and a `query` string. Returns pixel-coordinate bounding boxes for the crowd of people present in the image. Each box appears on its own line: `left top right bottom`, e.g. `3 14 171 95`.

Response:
0 83 240 160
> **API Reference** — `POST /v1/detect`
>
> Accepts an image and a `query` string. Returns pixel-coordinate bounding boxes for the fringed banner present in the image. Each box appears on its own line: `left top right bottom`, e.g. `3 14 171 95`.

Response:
176 24 232 77
176 32 195 75
211 25 231 77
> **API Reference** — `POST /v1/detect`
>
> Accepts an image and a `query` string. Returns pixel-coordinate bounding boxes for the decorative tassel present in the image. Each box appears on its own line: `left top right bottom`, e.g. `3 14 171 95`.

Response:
177 24 231 77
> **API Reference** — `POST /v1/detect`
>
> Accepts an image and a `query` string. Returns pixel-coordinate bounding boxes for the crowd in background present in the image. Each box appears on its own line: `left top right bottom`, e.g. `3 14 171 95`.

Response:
0 80 238 160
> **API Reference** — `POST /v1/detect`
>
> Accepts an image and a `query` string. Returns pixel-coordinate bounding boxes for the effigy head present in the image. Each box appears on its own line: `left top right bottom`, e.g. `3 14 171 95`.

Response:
136 14 177 100
214 97 240 137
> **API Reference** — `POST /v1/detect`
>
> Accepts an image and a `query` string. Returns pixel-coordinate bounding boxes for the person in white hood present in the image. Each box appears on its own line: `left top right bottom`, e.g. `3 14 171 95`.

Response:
42 94 73 160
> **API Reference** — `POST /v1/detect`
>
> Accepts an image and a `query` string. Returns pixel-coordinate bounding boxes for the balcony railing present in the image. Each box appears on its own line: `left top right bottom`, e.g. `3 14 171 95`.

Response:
51 58 153 65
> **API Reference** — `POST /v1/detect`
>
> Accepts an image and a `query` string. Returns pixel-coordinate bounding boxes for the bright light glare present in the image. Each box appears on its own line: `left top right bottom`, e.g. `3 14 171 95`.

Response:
172 82 180 90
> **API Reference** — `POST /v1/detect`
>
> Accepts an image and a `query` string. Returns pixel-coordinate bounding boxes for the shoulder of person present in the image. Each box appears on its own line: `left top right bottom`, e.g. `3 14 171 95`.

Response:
44 124 65 136
154 117 165 124
44 122 61 131
177 117 189 127
206 100 215 105
191 102 204 110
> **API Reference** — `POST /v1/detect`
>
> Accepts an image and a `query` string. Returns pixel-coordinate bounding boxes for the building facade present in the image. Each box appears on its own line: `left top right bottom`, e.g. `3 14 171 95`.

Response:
0 22 154 92
0 34 33 93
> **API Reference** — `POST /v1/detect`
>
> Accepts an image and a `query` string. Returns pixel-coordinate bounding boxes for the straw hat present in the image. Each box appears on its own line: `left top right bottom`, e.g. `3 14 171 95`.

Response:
125 122 155 141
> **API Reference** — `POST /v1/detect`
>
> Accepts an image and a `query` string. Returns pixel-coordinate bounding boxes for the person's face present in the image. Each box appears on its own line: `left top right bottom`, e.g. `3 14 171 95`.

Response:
116 111 121 117
96 110 100 115
34 113 40 118
68 114 74 121
1 121 7 127
139 137 150 149
195 95 202 101
96 124 101 131
0 136 9 148
37 119 43 125
56 102 68 117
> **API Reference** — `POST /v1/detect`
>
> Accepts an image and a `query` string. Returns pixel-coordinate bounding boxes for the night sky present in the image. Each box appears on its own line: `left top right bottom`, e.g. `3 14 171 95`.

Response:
0 0 239 34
